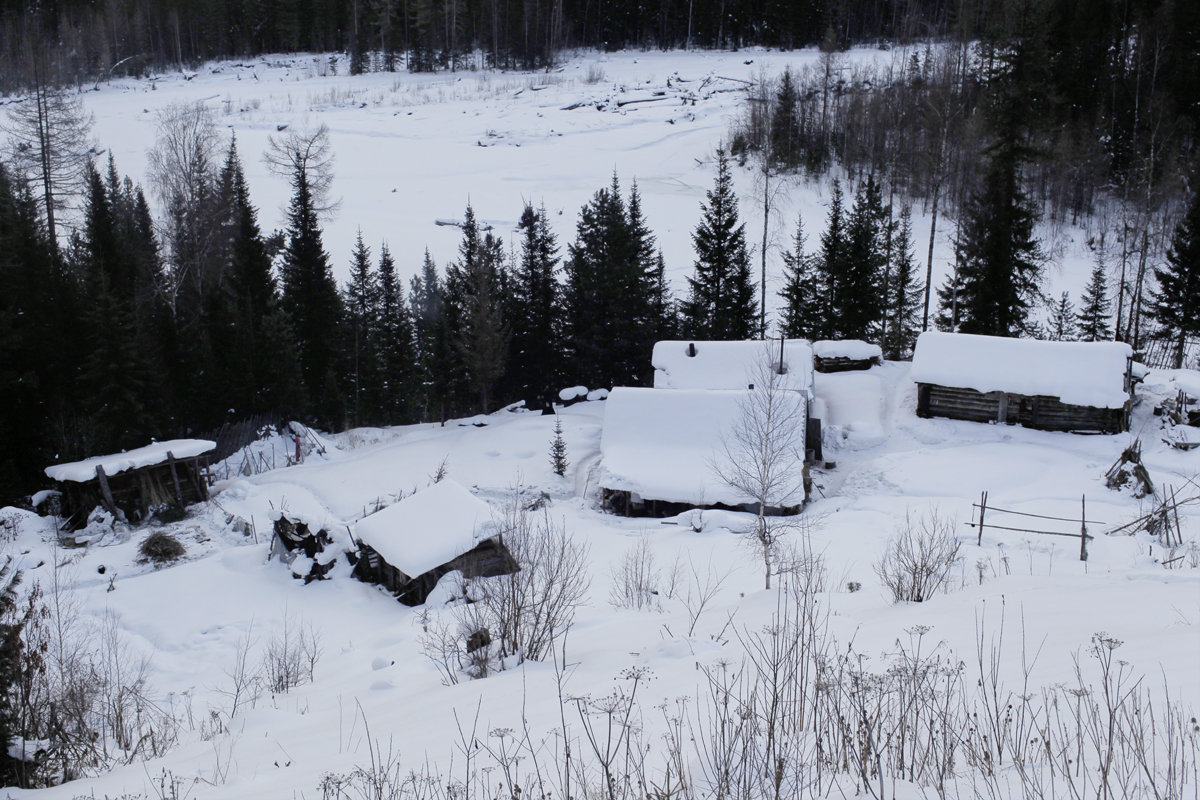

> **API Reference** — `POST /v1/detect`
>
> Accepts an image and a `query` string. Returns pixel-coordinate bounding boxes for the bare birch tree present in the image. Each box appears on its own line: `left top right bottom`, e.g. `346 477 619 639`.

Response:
713 347 809 589
146 101 223 310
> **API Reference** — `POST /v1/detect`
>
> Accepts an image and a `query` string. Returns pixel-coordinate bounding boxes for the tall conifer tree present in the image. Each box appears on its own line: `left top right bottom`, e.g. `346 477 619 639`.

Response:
508 202 562 410
1151 188 1200 368
1076 262 1113 342
279 155 344 426
682 149 757 340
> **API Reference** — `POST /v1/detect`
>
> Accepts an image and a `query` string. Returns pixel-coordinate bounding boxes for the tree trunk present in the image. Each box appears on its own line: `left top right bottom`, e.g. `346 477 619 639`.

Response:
921 181 939 332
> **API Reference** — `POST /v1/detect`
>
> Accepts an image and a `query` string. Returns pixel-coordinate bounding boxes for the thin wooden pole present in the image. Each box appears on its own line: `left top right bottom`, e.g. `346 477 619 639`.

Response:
1170 486 1183 547
977 490 987 546
1080 494 1089 562
166 451 185 508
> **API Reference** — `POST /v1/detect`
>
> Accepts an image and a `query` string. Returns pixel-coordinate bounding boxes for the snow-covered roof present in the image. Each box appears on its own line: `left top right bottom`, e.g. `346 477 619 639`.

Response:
353 480 493 578
813 339 882 361
600 387 806 507
652 339 813 391
44 439 216 483
1173 370 1200 401
910 332 1133 409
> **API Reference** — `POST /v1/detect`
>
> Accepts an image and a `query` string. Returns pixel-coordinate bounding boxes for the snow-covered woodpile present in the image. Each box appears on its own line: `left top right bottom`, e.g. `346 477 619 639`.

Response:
353 480 516 606
44 439 215 529
812 339 883 373
911 332 1136 433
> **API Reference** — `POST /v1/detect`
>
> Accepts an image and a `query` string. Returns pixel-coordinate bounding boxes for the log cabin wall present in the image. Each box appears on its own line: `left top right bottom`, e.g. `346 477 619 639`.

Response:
813 355 881 373
916 383 1128 434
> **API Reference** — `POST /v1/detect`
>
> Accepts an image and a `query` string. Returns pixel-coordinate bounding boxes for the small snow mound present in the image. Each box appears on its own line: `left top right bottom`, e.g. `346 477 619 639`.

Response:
587 388 609 401
371 656 393 670
559 385 588 401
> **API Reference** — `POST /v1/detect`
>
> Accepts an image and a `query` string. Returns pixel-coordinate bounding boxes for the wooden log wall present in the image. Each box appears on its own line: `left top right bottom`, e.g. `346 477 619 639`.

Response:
917 383 1128 434
813 355 881 373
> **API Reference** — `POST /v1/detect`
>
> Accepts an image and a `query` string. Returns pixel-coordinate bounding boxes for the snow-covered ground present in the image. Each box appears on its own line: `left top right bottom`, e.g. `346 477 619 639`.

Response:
77 47 1105 322
2 47 1196 798
4 358 1199 798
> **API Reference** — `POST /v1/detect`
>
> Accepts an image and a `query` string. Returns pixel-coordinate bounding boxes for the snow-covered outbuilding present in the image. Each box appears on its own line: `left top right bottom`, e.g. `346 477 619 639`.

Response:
45 439 215 529
601 340 816 516
652 338 814 390
812 340 883 373
352 480 516 606
910 331 1136 433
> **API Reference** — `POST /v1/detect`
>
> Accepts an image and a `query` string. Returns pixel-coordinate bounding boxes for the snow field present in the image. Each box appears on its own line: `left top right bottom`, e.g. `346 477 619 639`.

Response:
4 363 1198 798
80 47 1110 331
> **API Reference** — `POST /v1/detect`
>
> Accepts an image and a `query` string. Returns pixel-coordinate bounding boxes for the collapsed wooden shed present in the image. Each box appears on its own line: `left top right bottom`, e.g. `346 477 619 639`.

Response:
45 439 215 529
353 480 517 606
911 332 1136 434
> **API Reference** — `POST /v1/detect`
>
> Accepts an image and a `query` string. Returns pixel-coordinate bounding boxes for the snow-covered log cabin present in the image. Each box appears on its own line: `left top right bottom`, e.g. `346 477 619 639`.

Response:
353 480 517 606
812 340 883 372
910 331 1136 433
45 439 215 529
600 340 817 516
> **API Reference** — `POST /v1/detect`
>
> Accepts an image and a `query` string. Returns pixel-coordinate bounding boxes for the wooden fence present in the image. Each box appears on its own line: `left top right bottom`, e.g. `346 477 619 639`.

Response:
966 491 1100 561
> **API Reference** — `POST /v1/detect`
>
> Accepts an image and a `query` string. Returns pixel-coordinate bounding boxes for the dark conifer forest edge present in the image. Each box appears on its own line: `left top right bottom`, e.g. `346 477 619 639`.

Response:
1 0 1198 506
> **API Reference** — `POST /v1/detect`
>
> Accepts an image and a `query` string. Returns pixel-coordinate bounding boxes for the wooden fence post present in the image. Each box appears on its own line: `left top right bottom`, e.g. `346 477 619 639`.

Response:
978 490 988 546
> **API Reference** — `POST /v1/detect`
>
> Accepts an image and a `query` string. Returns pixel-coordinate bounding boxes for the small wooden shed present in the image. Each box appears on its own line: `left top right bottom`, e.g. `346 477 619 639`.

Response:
353 480 517 606
45 439 215 529
910 332 1135 434
812 340 883 373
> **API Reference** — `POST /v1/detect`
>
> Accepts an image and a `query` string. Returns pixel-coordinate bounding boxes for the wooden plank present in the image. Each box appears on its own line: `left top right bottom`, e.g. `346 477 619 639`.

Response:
184 457 207 502
166 451 185 508
95 465 120 519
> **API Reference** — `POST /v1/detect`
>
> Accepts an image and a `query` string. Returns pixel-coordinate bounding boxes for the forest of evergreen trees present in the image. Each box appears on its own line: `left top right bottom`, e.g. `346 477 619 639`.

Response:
1 0 1199 506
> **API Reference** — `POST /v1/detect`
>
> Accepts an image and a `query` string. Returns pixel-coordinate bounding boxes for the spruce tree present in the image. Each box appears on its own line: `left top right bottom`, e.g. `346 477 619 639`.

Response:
883 205 923 359
344 230 382 426
445 206 509 414
76 164 159 451
377 242 417 424
953 156 1044 337
278 156 345 426
564 173 662 389
508 202 563 410
1151 188 1200 368
549 415 568 477
1048 292 1076 341
771 68 801 170
221 135 286 415
0 162 79 499
837 175 887 341
778 212 822 340
683 149 757 340
934 268 963 332
411 249 455 422
812 179 848 340
1076 261 1113 342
